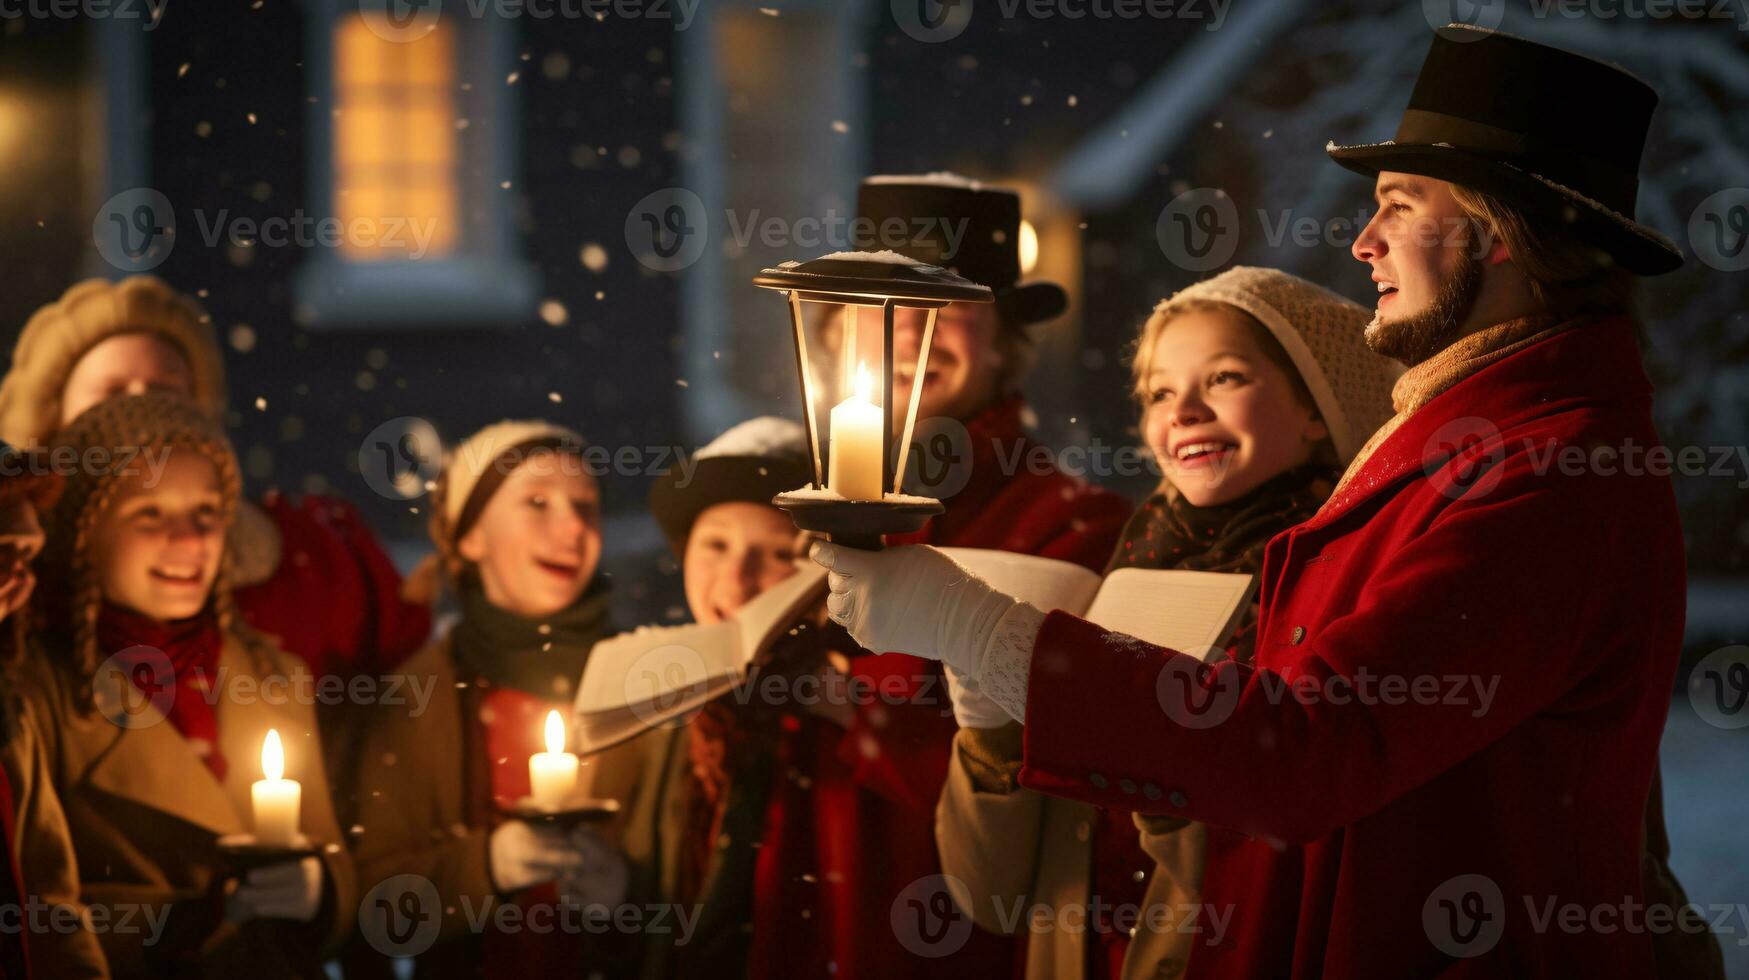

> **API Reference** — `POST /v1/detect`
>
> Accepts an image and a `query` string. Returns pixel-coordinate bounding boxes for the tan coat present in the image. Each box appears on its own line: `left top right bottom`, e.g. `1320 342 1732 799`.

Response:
935 727 1206 980
1 699 109 978
21 630 355 978
340 636 497 978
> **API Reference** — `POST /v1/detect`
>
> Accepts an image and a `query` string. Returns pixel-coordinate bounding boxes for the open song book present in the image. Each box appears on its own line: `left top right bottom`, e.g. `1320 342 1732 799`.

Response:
571 547 1257 753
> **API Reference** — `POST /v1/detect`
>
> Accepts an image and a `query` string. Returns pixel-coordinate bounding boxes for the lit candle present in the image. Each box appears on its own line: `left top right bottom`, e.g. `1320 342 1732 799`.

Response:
529 710 580 810
251 729 301 847
827 364 884 501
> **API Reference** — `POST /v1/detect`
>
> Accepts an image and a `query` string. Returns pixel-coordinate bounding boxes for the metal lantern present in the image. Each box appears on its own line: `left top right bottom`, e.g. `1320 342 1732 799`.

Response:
752 252 993 549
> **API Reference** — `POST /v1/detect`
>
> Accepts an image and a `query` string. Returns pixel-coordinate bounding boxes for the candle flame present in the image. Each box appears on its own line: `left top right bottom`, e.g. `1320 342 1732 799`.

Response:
262 729 284 781
544 710 566 755
853 362 872 403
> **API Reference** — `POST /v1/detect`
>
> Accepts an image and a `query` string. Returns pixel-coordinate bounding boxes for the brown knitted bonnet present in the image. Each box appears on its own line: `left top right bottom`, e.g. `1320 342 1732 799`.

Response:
37 392 242 699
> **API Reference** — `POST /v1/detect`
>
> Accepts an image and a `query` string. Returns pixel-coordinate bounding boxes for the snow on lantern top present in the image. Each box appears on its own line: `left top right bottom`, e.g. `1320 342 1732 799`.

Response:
753 252 993 308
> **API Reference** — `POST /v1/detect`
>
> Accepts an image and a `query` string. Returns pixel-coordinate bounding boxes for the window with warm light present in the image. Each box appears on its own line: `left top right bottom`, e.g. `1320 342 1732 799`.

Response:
332 15 458 261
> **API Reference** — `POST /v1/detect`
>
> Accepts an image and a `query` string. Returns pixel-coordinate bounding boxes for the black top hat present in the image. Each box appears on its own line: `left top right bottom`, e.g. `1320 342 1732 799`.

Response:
1327 24 1681 276
856 175 1069 328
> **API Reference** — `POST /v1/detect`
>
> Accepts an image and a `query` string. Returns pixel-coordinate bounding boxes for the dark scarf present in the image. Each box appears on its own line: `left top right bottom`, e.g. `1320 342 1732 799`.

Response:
97 602 227 779
449 577 613 698
1106 463 1339 578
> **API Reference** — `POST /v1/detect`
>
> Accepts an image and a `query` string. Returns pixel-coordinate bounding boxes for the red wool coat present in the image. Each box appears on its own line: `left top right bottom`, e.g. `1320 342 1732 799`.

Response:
745 396 1131 980
1018 317 1685 979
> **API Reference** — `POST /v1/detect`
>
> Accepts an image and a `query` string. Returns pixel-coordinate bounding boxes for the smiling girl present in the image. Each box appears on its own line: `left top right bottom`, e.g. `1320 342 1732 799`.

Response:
21 393 355 978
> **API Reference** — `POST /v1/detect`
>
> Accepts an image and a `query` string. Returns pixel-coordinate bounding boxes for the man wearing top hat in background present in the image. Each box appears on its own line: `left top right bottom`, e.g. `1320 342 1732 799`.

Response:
760 174 1130 978
835 173 1130 806
812 27 1722 978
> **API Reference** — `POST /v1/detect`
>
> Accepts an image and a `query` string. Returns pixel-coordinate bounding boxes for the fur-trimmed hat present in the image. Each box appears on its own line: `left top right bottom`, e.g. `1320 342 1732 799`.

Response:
1141 267 1401 465
36 392 242 698
0 276 227 450
649 416 812 556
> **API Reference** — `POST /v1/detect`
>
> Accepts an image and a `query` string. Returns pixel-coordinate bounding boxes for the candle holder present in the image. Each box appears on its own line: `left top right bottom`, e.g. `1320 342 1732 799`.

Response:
753 252 993 550
497 795 622 829
215 833 321 875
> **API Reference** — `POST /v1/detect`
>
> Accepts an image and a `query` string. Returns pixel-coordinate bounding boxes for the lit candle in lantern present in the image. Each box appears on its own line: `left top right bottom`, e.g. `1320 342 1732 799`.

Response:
827 364 884 501
251 729 301 846
529 710 580 810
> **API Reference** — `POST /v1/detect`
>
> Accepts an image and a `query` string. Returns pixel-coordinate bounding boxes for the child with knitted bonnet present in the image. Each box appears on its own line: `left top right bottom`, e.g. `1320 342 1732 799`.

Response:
342 420 626 980
18 392 355 978
0 275 430 682
927 267 1398 980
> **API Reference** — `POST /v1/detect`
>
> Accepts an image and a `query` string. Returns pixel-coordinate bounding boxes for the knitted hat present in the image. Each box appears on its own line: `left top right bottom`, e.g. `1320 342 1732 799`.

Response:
1144 267 1401 464
36 392 242 699
421 420 590 590
649 416 812 556
0 276 226 450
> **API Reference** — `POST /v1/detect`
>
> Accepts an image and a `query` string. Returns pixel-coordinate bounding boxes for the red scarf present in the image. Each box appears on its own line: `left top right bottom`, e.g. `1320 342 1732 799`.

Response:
96 603 227 780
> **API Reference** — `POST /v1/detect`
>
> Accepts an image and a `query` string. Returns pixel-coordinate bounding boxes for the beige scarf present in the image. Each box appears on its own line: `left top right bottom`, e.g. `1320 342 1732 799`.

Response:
1325 314 1571 504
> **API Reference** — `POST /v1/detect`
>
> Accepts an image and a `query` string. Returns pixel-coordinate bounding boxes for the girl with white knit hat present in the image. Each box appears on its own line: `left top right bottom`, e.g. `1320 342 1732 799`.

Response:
927 267 1398 980
341 419 626 980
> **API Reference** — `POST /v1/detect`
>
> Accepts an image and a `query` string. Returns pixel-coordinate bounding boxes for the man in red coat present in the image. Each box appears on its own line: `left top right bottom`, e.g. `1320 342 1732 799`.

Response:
815 27 1720 979
744 175 1129 980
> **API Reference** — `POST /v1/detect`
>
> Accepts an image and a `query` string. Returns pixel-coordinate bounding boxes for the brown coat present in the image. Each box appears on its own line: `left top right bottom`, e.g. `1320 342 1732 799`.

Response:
1 699 109 978
339 636 497 978
21 630 355 978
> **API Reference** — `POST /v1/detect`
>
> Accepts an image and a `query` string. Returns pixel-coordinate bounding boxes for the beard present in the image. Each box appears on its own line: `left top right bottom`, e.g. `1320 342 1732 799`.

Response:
1364 245 1484 367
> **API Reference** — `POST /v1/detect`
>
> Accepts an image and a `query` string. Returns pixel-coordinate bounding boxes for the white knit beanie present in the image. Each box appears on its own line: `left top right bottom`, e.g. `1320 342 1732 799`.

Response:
438 419 588 530
407 419 590 602
1148 267 1401 464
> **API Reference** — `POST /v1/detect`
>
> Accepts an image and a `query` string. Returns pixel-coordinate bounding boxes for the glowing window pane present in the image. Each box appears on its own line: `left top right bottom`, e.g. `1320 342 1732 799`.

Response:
333 15 457 261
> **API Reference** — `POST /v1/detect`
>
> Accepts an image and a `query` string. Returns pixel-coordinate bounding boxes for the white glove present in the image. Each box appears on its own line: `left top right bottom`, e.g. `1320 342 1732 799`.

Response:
813 543 1020 677
559 827 629 910
227 857 323 923
489 820 587 893
944 664 1014 730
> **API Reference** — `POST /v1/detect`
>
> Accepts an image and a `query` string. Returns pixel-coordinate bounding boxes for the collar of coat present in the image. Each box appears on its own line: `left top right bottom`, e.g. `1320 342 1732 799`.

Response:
53 632 313 837
1302 313 1650 532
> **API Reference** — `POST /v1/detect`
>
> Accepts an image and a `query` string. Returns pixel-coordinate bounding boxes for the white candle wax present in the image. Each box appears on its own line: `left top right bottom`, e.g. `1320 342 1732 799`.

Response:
828 365 884 501
529 710 579 809
252 729 301 846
